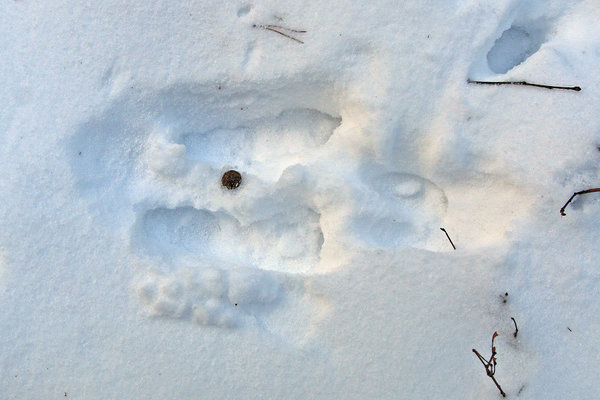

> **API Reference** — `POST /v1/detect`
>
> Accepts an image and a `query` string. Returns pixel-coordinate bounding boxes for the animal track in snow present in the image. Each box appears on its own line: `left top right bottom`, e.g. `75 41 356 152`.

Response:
181 108 339 182
69 77 450 338
486 20 549 74
351 169 448 250
242 42 261 72
133 205 323 273
237 4 252 18
135 267 280 329
468 4 559 77
134 265 329 346
69 79 342 340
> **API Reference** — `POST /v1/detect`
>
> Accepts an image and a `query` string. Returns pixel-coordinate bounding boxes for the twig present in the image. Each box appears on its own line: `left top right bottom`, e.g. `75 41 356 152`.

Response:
560 188 600 216
473 332 506 397
560 188 600 215
253 24 306 44
511 317 519 338
440 228 456 250
262 24 306 33
467 79 581 91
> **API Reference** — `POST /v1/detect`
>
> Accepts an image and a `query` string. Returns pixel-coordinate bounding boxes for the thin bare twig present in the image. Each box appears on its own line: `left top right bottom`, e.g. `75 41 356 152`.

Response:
440 228 456 250
253 24 306 44
511 317 519 338
263 24 306 33
467 79 581 91
473 332 506 397
560 188 600 216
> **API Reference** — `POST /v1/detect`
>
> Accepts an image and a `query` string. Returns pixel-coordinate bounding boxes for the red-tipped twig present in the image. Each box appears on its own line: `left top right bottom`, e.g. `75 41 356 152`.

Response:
253 24 306 44
468 79 581 91
473 332 506 397
560 188 600 216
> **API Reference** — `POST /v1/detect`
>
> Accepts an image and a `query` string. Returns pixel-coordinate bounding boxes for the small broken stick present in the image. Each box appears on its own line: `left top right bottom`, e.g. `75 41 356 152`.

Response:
253 24 306 44
511 317 519 338
467 79 581 91
440 228 456 250
560 188 600 216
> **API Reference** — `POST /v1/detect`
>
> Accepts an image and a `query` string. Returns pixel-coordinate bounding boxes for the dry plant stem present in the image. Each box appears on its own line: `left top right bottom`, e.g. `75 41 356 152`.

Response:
488 372 507 398
473 332 506 397
560 188 600 216
263 24 306 33
440 228 456 250
473 349 507 397
263 27 304 43
511 317 519 338
467 79 581 91
253 24 305 44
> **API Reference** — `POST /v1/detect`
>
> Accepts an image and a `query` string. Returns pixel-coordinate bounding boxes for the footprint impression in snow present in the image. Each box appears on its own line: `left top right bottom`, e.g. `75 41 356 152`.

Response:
69 80 342 341
351 169 448 250
69 77 450 339
486 20 548 74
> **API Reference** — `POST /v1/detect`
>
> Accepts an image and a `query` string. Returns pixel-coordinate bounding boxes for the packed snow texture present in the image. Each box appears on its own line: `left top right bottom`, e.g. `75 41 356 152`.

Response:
1 0 600 398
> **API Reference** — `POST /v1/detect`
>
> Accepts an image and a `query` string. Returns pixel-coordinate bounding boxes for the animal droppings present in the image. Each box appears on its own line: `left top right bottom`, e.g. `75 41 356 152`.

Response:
222 170 242 190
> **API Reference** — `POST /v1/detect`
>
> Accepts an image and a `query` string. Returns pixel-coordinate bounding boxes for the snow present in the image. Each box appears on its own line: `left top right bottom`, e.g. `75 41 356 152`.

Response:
1 0 599 398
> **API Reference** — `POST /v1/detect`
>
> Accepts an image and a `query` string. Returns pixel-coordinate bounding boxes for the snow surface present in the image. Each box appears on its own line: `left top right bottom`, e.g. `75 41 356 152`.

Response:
1 0 600 398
